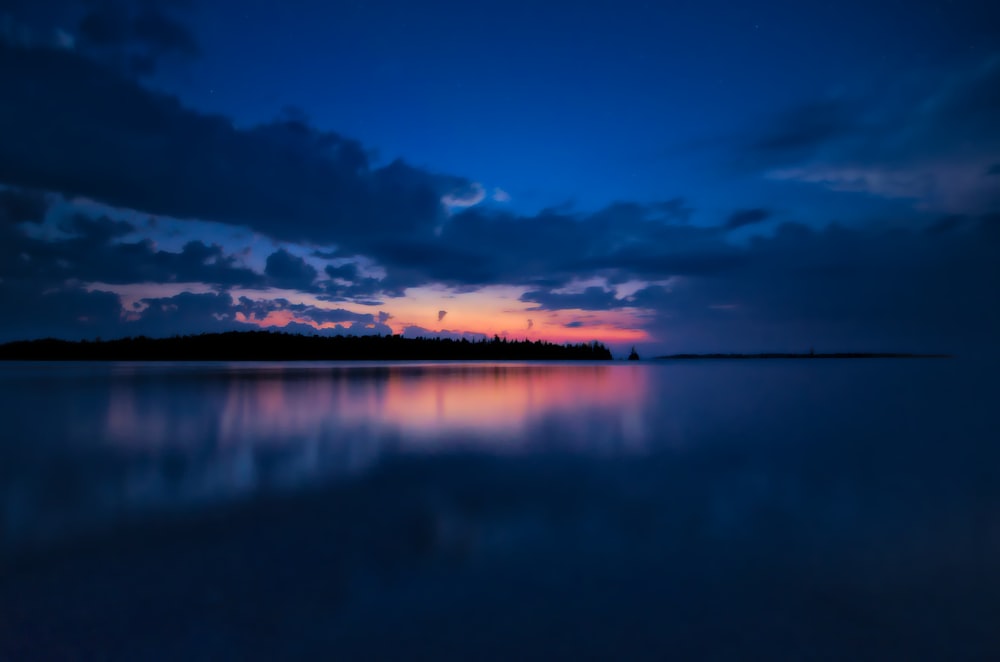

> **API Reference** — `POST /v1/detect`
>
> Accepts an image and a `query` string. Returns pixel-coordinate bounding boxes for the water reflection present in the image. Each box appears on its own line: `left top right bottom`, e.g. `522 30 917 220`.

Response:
2 359 998 659
2 362 652 549
102 363 652 447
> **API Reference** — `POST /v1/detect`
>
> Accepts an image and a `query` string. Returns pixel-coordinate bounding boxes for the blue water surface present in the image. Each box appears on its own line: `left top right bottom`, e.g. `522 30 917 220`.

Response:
1 359 997 660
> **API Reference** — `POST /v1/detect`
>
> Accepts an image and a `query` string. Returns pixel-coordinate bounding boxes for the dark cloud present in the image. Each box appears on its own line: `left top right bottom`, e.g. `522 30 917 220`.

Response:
467 213 1000 352
316 282 387 305
437 310 447 322
749 100 856 161
289 304 374 327
726 208 771 230
520 286 623 311
368 200 714 292
76 0 200 75
265 249 318 291
232 297 392 335
4 215 263 288
130 291 239 336
743 56 1000 213
0 187 48 224
635 218 1000 353
648 198 693 224
0 197 263 342
0 40 720 294
0 209 124 342
77 5 130 46
131 6 199 56
567 248 746 279
0 3 77 50
0 42 458 247
316 262 392 304
369 238 500 286
564 321 585 328
0 36 732 302
0 7 996 354
925 215 968 235
0 282 123 342
929 57 1000 146
323 263 359 282
401 326 486 342
104 293 396 339
59 213 134 241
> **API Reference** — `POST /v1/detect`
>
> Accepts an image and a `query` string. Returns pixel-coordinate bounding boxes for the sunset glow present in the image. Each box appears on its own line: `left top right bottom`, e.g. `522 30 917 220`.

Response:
0 1 996 355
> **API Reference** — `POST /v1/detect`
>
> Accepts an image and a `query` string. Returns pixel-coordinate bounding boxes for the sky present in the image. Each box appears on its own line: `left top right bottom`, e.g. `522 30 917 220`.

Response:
0 0 998 355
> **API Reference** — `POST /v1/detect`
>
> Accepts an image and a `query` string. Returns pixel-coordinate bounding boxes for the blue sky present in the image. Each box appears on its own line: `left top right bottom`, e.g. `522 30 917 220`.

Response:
0 0 998 354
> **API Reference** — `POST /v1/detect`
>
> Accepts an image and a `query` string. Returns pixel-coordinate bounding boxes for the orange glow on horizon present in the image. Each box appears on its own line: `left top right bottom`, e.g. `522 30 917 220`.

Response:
90 281 652 345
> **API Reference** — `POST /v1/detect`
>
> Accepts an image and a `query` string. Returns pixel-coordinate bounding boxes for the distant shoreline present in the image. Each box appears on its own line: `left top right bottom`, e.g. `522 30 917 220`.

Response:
654 352 952 360
0 331 614 362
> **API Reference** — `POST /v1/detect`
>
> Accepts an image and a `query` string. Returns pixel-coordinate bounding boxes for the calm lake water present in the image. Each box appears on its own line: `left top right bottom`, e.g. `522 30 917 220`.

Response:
1 359 998 660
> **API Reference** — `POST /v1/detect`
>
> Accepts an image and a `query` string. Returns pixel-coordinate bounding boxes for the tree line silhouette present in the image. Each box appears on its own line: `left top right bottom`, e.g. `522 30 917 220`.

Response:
0 331 614 361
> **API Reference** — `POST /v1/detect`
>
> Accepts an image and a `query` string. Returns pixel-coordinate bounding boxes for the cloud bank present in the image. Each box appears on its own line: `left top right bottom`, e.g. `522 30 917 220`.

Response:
0 4 998 353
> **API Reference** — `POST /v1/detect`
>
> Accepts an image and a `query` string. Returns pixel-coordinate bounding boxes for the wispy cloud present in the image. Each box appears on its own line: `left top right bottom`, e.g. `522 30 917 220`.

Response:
745 56 1000 214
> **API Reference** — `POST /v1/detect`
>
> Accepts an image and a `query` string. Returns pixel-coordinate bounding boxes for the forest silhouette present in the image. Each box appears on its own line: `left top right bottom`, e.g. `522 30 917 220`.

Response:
0 331 614 361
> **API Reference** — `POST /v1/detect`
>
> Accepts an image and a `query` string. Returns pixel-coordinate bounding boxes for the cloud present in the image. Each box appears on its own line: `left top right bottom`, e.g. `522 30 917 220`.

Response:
748 99 857 163
324 262 359 281
76 0 200 75
0 39 742 301
317 261 388 304
0 187 48 224
564 321 585 328
3 197 996 353
265 249 319 291
648 198 694 223
725 208 771 230
437 310 447 322
0 282 124 342
767 161 1000 214
370 199 710 292
0 10 76 50
0 6 996 355
442 182 486 211
101 292 395 338
1 208 264 289
401 326 486 342
566 248 746 280
526 319 533 330
130 291 239 336
0 31 730 304
746 56 1000 214
925 215 968 234
0 42 460 247
233 297 389 330
633 216 1000 353
520 286 624 311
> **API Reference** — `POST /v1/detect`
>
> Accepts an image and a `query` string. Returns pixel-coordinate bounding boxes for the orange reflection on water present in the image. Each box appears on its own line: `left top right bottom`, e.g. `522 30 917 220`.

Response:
105 363 653 454
376 365 641 439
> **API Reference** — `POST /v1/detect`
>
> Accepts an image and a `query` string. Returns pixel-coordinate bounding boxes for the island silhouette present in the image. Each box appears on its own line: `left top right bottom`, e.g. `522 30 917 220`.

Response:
0 331 613 361
654 352 951 359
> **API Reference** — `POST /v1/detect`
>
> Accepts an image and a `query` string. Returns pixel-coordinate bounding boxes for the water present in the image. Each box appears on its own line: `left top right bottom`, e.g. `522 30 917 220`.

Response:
1 359 997 660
